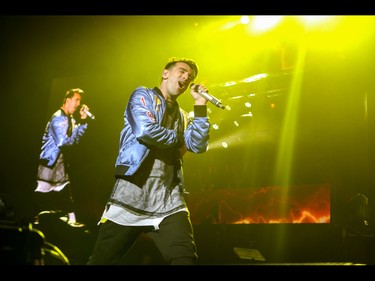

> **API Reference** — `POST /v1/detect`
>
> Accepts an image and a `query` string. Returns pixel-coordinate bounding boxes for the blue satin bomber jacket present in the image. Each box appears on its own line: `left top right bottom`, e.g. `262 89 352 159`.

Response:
114 86 210 177
39 109 88 167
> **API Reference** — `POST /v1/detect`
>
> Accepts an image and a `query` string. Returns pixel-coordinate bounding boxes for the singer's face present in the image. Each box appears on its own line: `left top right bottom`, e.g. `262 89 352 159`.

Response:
66 93 82 115
163 62 195 99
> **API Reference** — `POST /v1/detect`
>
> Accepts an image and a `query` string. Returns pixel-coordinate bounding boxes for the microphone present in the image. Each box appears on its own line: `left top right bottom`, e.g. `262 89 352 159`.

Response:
82 107 96 120
191 84 225 109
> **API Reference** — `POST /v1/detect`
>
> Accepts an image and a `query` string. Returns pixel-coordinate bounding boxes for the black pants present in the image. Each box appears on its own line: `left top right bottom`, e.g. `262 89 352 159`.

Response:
87 211 198 265
34 185 75 215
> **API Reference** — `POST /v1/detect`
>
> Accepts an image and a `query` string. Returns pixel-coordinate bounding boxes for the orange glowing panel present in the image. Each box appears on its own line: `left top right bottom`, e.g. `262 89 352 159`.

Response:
187 184 330 224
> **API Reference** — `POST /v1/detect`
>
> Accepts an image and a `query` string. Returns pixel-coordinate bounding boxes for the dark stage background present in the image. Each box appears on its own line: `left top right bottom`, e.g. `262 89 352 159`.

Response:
1 16 375 265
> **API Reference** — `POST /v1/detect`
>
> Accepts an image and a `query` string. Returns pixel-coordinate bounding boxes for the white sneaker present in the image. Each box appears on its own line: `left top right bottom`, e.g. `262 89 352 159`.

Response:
67 221 85 227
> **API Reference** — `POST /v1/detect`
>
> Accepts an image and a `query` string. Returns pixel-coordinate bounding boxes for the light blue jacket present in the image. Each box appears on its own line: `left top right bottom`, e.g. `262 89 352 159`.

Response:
39 109 88 167
115 86 210 176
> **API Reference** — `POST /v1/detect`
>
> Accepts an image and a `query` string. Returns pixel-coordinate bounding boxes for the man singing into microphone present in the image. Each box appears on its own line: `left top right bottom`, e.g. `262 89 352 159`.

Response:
34 88 92 227
88 57 211 265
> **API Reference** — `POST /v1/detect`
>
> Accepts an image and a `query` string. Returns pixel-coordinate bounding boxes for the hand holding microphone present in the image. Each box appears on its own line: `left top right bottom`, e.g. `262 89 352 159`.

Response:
190 83 225 109
81 104 95 120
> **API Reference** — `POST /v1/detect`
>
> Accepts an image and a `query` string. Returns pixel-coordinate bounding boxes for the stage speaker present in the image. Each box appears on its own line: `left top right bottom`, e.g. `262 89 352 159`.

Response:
233 247 266 262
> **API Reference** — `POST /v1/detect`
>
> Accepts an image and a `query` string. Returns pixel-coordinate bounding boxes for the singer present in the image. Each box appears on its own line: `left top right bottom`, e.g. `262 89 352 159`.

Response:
34 88 92 228
88 57 211 265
